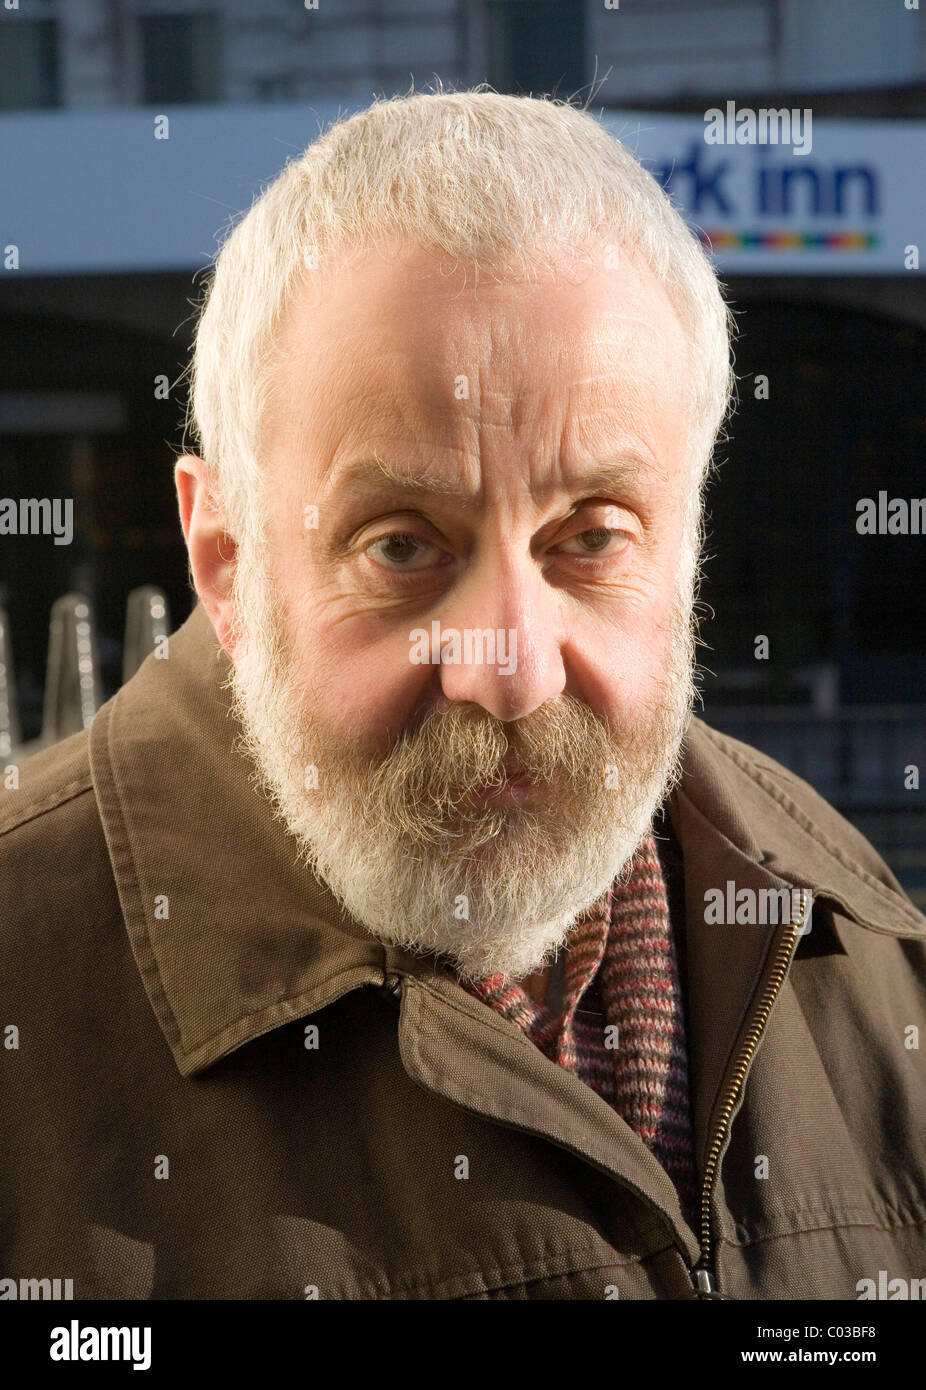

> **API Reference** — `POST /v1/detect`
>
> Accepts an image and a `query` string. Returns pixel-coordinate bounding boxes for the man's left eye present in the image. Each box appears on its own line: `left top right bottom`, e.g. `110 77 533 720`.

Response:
558 528 632 560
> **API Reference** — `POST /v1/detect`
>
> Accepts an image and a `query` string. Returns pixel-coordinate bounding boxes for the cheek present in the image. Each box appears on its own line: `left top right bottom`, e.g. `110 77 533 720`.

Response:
287 620 426 754
595 600 679 717
610 637 667 711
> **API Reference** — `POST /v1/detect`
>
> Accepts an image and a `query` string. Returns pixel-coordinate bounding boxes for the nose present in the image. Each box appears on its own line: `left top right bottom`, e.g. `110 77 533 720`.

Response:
432 550 566 722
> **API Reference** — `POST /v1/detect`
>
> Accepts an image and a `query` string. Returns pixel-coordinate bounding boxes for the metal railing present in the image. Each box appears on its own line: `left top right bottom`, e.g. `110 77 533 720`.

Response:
0 586 170 763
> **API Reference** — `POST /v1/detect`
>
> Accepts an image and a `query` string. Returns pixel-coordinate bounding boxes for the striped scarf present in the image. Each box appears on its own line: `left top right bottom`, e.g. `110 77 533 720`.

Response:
461 833 699 1229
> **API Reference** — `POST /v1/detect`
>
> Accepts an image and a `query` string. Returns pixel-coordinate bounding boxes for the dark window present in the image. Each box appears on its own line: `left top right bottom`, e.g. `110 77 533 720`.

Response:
0 19 59 110
699 300 926 706
484 0 585 97
139 12 222 105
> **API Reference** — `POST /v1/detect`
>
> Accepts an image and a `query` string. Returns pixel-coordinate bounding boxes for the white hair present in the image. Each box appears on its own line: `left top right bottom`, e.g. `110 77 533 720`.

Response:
183 85 735 603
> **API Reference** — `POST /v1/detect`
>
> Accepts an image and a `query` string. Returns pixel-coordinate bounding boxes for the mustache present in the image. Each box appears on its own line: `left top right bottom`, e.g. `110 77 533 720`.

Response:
362 693 643 806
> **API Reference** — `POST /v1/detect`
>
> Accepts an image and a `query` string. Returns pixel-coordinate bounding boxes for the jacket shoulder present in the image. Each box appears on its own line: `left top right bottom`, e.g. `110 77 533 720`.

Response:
0 729 109 935
0 727 95 839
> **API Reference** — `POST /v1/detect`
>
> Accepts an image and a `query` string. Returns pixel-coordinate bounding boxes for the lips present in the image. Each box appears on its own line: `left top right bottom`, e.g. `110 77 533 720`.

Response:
477 757 536 796
463 755 531 801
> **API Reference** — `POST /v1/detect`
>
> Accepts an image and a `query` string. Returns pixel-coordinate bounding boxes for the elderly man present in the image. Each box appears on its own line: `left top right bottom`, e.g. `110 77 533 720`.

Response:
2 90 924 1303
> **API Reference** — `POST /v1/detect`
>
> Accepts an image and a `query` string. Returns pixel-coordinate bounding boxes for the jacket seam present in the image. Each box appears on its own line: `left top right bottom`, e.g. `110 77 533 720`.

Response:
700 724 922 928
92 698 186 1057
722 1207 926 1250
0 774 95 837
349 1242 673 1300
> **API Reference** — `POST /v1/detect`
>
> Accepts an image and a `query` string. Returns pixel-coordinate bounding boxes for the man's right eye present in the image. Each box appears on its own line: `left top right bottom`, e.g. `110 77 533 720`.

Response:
366 532 447 573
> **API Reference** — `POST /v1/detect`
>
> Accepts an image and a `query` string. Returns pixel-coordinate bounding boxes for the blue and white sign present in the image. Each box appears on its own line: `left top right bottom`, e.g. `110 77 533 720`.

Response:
602 109 923 274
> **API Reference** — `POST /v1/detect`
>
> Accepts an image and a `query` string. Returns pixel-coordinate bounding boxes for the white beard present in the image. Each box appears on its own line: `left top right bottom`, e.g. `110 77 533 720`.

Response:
223 542 695 986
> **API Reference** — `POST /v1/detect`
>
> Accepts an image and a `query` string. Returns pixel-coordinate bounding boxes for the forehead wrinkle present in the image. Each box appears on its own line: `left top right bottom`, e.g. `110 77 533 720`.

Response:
286 376 467 498
565 381 658 463
563 348 686 474
323 452 656 515
313 354 669 511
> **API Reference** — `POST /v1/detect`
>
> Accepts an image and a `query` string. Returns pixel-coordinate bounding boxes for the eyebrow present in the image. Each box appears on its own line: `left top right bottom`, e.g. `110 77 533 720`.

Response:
325 452 653 510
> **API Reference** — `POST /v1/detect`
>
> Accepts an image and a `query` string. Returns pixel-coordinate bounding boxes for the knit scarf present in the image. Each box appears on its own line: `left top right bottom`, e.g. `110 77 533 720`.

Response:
460 833 699 1230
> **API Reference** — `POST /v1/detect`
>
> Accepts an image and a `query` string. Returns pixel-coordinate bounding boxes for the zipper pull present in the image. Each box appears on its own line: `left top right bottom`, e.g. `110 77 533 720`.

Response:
691 1266 729 1299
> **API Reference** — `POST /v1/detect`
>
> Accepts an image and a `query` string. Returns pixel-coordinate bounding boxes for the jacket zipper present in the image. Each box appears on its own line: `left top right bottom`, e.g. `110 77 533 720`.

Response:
689 888 811 1298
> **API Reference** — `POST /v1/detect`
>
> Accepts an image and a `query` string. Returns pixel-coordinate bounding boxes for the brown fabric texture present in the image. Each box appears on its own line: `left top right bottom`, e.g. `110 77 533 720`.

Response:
1 598 924 1300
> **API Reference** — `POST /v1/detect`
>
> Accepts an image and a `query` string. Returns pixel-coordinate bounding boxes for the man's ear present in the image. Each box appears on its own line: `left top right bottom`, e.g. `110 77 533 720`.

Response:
174 453 240 661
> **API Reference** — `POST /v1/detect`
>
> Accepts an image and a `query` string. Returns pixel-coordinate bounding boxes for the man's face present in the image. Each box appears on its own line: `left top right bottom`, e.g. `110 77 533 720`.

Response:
223 239 697 984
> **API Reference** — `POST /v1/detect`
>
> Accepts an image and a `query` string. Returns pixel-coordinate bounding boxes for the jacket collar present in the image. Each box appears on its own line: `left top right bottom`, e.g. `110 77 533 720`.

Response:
88 599 925 1080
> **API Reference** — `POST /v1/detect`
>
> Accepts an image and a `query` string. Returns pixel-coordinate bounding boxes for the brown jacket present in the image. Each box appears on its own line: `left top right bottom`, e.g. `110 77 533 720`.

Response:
1 600 924 1300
